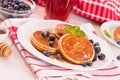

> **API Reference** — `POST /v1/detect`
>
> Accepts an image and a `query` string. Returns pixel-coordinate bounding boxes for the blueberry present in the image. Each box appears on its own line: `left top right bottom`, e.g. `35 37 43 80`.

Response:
117 41 120 45
41 31 49 37
81 62 87 67
87 61 92 66
89 39 94 44
94 46 101 54
98 53 105 60
92 55 97 61
49 35 55 41
56 53 62 60
19 8 24 11
49 41 54 46
24 4 31 10
15 0 20 4
14 4 19 10
117 55 120 60
43 51 51 57
19 2 25 8
93 42 100 46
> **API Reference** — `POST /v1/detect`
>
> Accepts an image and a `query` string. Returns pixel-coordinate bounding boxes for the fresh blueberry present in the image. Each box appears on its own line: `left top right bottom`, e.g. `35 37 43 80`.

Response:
117 41 120 45
49 35 55 41
98 53 105 60
24 4 31 10
19 2 25 8
93 42 100 46
43 51 51 57
94 46 101 54
14 4 19 10
117 55 120 60
41 31 49 37
81 62 87 67
92 55 97 61
87 61 92 66
56 53 62 60
89 39 94 44
15 0 20 4
49 41 54 46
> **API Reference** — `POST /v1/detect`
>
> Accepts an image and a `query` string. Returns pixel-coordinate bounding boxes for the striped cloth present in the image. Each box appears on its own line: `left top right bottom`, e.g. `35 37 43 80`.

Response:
72 0 120 23
2 18 120 80
35 0 120 23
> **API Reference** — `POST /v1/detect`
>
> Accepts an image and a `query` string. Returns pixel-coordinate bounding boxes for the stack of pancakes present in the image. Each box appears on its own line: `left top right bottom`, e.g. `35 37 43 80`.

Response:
31 31 59 54
30 24 95 64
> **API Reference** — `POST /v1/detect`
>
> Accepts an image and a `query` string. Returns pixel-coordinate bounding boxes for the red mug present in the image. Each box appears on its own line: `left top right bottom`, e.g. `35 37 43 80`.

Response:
45 0 73 21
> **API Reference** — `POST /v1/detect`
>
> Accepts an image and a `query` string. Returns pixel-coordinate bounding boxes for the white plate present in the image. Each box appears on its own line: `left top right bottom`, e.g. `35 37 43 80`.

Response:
17 19 113 71
101 21 120 47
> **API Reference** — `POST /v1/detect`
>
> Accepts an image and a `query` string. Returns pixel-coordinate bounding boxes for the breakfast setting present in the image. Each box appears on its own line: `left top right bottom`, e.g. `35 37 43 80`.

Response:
0 0 120 80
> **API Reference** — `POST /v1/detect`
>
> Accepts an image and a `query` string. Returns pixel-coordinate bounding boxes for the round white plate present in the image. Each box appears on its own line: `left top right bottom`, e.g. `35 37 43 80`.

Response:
17 19 113 71
101 20 120 47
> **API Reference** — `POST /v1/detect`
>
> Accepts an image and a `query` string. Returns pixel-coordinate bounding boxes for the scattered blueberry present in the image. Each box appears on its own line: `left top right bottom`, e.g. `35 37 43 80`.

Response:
43 51 51 57
93 42 100 46
41 31 49 37
87 61 92 66
81 62 87 67
89 39 94 44
117 55 120 60
116 41 120 45
56 53 62 60
94 46 101 54
49 35 55 41
98 53 105 60
49 41 54 46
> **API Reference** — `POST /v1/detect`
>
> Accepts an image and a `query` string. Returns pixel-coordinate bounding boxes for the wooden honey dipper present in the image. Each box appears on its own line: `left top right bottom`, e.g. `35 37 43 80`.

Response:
0 42 12 57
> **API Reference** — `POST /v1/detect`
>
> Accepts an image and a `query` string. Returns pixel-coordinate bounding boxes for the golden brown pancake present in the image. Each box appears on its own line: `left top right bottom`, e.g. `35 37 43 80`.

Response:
58 33 95 64
30 31 59 54
113 26 120 41
55 24 73 36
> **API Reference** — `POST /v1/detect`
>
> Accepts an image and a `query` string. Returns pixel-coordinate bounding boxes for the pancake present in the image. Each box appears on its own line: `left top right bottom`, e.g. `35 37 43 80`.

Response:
58 33 95 64
30 31 59 54
113 26 120 41
55 24 73 36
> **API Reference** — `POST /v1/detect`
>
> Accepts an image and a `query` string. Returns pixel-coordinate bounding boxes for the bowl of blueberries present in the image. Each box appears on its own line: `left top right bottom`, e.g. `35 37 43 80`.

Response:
0 0 36 19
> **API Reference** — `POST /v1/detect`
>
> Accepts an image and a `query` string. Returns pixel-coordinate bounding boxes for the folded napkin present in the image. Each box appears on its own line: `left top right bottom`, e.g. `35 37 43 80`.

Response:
2 18 120 80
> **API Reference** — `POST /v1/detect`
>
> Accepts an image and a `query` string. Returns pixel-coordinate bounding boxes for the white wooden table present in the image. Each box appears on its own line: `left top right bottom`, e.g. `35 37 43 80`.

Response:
0 5 120 80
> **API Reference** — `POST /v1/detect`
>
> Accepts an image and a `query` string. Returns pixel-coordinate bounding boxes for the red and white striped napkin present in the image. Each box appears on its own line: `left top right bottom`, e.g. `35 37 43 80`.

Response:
72 0 120 23
2 18 120 80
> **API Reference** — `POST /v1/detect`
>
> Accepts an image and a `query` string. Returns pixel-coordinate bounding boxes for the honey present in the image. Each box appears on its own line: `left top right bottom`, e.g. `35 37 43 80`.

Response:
50 55 56 59
58 59 65 62
50 55 65 62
